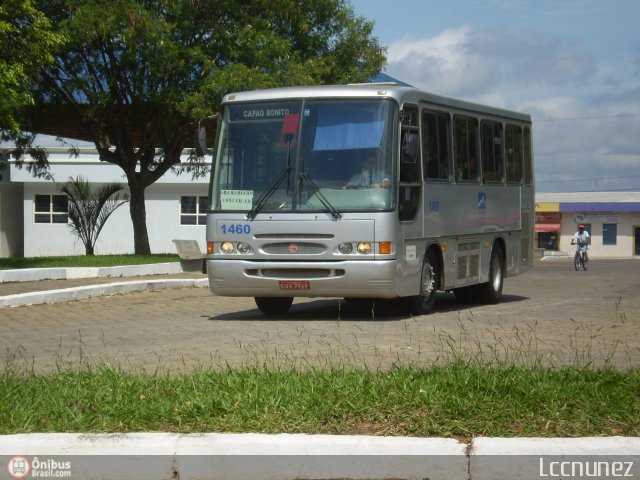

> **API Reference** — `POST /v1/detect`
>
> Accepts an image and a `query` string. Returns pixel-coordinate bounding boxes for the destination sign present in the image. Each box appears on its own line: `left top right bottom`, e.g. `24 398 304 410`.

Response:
228 102 300 122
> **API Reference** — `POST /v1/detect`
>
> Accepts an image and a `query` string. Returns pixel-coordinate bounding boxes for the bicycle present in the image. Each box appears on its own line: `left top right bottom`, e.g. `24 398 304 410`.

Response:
571 240 589 271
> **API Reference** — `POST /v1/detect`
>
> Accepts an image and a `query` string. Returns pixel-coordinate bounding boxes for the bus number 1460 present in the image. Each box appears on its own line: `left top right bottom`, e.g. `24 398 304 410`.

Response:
220 224 251 234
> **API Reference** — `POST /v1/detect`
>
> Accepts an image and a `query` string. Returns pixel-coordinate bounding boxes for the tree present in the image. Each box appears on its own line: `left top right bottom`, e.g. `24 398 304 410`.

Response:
7 0 386 254
59 176 129 255
0 0 63 132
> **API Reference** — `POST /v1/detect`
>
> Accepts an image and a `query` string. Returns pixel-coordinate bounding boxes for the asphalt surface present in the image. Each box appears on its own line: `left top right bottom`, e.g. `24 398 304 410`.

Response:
1 258 638 373
1 259 639 477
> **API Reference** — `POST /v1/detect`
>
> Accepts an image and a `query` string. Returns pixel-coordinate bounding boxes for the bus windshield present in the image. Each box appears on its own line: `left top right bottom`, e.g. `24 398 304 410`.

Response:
210 98 397 214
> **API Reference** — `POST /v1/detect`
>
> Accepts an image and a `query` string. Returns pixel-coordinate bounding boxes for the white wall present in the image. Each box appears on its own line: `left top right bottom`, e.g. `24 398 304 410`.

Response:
144 183 208 254
21 182 208 257
559 212 640 258
10 149 210 257
0 182 24 257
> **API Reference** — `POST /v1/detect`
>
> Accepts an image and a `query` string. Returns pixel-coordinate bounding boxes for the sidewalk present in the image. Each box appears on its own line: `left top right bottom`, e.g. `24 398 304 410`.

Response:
0 262 207 307
1 433 638 479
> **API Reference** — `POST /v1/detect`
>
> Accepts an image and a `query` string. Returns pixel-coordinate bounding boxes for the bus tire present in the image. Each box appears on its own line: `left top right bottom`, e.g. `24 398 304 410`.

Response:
404 249 439 315
254 297 293 316
479 245 504 304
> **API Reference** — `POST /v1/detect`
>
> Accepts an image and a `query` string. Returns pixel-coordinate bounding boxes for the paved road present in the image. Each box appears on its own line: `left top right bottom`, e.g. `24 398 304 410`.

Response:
1 259 639 373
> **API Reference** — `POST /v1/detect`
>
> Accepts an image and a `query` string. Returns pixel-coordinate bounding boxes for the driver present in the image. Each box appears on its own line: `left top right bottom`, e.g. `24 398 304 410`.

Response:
344 157 388 189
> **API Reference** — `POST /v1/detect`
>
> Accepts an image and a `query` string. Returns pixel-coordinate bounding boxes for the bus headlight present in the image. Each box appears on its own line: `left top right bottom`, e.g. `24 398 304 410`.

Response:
356 242 372 254
338 242 353 254
220 242 235 254
237 242 250 254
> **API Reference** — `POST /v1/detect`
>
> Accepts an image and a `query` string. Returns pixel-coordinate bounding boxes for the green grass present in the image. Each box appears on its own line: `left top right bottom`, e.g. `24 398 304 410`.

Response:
0 254 179 270
1 362 637 437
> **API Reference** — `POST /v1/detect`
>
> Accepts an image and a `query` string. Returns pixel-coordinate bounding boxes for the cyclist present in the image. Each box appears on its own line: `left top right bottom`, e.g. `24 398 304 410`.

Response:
571 224 590 260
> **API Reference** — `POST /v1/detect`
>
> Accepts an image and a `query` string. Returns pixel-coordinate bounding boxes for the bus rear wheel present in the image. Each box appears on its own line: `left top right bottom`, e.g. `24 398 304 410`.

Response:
254 297 293 316
454 246 504 305
404 250 439 315
476 246 504 304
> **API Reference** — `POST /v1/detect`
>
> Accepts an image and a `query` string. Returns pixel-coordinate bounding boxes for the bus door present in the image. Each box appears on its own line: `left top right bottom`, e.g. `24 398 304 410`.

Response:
398 104 423 230
398 104 424 294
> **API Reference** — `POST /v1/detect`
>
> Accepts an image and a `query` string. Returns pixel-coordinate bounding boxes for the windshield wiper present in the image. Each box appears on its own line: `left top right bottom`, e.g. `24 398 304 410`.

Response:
299 172 342 220
246 166 291 220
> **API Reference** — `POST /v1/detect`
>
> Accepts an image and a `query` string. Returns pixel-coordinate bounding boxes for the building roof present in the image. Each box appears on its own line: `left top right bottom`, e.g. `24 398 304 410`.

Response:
536 191 640 202
3 148 210 184
536 192 640 213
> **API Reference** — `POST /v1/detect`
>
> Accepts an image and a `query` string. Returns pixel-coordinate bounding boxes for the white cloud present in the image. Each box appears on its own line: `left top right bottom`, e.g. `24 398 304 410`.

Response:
387 27 498 98
384 25 640 192
387 26 598 104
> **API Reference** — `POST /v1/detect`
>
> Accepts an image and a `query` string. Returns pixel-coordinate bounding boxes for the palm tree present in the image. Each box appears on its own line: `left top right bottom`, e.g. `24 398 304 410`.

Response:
59 176 129 255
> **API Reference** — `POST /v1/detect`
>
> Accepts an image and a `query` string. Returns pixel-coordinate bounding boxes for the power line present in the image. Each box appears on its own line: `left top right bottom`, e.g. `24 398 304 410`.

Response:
534 113 640 122
536 187 640 193
541 174 640 184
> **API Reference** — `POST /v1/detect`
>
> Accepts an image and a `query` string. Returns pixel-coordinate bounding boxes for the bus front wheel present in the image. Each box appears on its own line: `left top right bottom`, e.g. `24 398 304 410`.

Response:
254 297 293 316
404 250 439 315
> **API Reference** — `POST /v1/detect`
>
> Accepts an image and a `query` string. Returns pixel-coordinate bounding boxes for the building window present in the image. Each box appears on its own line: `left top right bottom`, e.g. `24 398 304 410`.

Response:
34 194 68 224
603 223 617 245
180 196 208 225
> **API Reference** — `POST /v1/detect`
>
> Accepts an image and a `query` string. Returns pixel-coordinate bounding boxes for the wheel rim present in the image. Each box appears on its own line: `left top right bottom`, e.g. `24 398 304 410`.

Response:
421 263 435 296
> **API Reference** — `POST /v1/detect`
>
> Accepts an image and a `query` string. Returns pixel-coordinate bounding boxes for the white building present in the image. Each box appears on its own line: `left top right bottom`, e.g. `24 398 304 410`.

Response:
0 148 209 257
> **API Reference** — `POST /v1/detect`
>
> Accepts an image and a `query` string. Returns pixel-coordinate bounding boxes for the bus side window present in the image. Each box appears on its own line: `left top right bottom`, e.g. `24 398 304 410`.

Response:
400 105 420 182
523 127 533 186
399 104 421 221
402 132 419 163
422 110 450 181
505 124 523 184
481 120 503 183
454 116 479 182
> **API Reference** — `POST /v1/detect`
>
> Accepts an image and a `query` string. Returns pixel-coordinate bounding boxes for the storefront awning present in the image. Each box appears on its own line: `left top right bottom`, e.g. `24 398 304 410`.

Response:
535 224 561 233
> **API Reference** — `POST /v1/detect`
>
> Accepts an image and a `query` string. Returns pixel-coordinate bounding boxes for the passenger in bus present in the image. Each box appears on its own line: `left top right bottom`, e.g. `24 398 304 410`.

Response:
456 156 478 182
343 157 389 188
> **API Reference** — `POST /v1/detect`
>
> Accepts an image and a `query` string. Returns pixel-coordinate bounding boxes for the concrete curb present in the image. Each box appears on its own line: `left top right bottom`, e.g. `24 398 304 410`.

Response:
0 262 183 283
0 433 638 480
0 278 209 307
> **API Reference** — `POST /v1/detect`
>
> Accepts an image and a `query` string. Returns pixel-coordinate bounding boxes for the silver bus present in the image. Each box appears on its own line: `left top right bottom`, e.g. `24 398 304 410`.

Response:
203 84 534 315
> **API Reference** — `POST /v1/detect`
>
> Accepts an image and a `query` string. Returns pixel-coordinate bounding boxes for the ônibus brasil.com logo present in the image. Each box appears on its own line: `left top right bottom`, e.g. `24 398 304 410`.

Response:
7 457 30 479
7 456 72 478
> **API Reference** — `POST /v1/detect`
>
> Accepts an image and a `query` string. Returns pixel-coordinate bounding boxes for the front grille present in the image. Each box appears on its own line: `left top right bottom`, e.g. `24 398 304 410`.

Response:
246 268 344 279
255 233 333 239
262 243 326 254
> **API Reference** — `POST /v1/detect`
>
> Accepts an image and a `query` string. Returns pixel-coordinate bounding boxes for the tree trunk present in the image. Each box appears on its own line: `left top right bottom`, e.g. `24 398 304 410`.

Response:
85 245 95 256
128 180 151 255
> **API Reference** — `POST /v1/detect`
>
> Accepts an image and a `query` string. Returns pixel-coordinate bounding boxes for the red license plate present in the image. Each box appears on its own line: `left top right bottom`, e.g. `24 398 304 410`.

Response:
279 280 310 291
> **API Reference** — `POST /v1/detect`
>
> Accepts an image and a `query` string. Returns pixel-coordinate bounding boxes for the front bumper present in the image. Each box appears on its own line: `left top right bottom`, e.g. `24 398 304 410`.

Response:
207 259 399 298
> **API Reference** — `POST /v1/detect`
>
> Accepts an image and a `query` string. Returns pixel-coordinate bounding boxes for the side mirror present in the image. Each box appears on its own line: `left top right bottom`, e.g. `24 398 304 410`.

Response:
401 132 419 164
195 114 218 157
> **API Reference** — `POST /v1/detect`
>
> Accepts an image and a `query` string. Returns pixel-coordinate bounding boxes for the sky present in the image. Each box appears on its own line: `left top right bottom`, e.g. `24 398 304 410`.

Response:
349 0 640 193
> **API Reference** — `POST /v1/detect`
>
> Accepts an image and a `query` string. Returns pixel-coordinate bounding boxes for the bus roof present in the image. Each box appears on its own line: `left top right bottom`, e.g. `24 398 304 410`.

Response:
221 84 532 124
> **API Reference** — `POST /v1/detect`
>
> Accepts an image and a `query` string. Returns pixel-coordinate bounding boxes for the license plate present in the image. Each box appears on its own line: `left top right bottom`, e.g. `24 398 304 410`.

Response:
279 280 310 291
